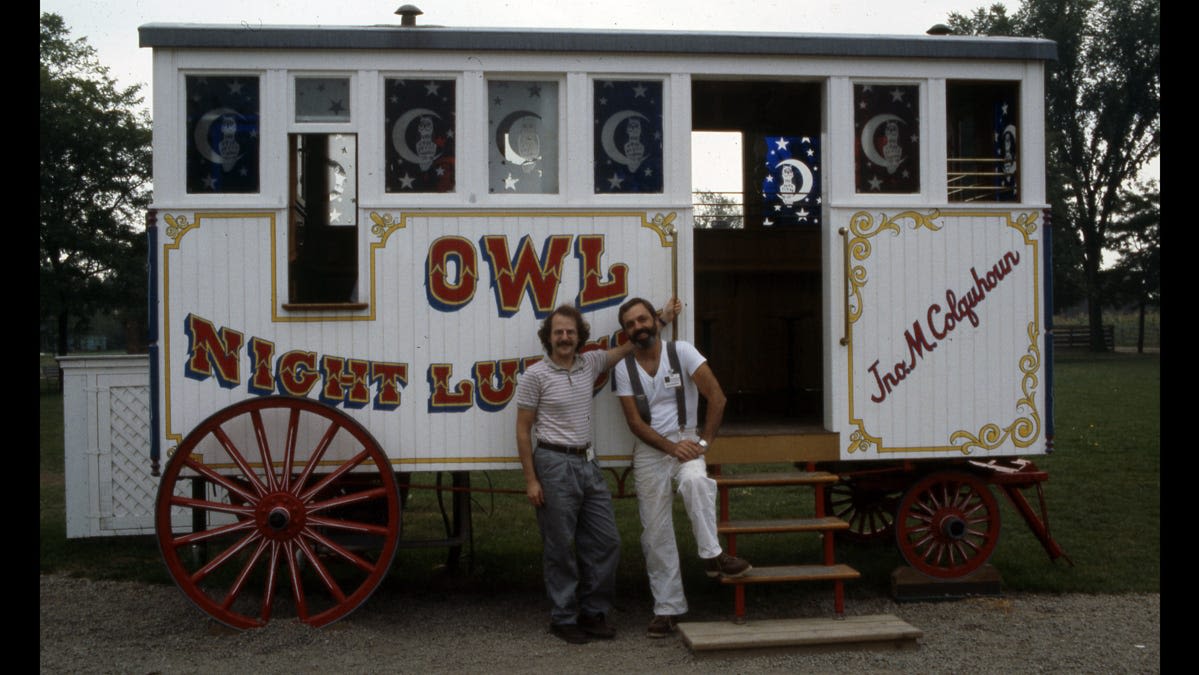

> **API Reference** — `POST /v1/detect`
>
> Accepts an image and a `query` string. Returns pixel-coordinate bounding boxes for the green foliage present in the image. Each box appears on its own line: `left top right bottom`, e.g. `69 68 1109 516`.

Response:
949 0 1160 351
40 12 151 355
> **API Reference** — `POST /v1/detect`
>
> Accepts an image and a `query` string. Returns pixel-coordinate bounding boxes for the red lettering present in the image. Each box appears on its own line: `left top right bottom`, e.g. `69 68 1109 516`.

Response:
574 235 629 311
481 234 572 317
183 314 243 387
427 236 478 311
428 364 474 412
276 351 319 397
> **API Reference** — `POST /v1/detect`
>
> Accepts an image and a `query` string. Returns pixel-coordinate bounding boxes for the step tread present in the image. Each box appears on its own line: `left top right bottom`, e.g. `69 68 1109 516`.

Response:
719 516 850 534
719 563 861 584
715 471 839 487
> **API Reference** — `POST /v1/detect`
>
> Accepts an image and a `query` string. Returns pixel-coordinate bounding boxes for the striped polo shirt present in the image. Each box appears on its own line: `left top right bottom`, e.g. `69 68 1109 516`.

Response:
515 349 608 448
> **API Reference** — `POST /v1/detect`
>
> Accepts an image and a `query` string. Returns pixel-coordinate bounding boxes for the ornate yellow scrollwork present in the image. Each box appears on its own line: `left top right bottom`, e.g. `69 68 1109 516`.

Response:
844 210 942 324
948 322 1042 454
164 214 195 242
642 212 677 248
369 211 403 241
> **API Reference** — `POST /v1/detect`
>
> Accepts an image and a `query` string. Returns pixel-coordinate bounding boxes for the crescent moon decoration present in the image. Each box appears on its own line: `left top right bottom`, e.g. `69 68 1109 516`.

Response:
193 107 242 165
859 113 905 168
495 110 542 165
600 110 649 168
392 108 441 165
775 158 815 203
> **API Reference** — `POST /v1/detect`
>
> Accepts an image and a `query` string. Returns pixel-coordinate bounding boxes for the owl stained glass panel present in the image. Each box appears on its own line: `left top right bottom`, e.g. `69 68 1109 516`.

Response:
594 80 663 194
488 80 559 194
854 84 919 194
384 79 455 193
186 75 260 193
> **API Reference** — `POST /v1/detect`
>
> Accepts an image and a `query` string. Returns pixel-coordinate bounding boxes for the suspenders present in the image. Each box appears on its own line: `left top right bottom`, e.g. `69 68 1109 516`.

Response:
623 341 686 431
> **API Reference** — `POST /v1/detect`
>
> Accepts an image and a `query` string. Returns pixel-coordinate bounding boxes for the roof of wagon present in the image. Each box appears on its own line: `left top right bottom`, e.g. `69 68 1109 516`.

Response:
138 24 1057 62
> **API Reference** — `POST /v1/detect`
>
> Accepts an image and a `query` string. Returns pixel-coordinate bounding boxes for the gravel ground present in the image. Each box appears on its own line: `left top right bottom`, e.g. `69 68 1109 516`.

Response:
40 573 1158 673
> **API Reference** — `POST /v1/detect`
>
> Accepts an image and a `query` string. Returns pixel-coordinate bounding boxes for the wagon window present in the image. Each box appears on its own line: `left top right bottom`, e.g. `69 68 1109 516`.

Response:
594 79 664 194
487 80 559 194
287 133 359 305
185 75 260 193
853 83 920 194
946 81 1020 202
384 78 456 193
295 77 351 123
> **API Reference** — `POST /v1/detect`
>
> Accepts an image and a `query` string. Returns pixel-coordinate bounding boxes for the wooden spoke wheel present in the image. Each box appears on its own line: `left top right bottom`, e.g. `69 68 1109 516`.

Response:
155 396 401 629
895 471 1000 578
824 480 902 543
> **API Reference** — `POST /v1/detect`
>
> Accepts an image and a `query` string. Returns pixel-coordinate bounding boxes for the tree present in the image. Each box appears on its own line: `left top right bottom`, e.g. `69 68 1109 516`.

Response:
40 12 152 356
950 0 1160 351
1104 181 1159 353
692 190 743 229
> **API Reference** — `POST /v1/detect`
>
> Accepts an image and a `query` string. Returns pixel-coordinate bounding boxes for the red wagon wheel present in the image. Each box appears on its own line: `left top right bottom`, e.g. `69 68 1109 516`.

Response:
155 396 401 629
824 480 902 543
895 471 1000 578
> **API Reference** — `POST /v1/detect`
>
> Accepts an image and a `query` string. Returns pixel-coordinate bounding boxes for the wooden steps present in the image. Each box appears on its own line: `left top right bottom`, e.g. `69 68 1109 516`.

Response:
715 470 839 487
720 563 861 584
712 465 860 625
678 614 923 653
720 516 849 535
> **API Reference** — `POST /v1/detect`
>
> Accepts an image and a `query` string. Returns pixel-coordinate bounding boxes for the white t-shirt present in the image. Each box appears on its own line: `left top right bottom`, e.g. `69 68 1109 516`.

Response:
612 340 707 437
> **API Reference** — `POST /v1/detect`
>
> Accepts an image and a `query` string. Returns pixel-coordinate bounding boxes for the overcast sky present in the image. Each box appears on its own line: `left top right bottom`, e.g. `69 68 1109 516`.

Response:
41 0 995 95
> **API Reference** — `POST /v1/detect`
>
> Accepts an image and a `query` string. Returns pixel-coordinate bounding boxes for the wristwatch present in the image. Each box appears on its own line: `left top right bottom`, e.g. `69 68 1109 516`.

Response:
697 439 709 452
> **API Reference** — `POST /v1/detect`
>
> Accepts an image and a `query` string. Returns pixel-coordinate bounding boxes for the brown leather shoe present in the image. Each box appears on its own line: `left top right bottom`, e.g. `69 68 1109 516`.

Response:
704 552 752 578
550 623 590 644
578 612 615 639
646 614 677 638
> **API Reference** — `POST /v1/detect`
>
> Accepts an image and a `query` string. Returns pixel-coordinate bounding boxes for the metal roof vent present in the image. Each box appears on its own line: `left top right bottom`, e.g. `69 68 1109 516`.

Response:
926 23 953 36
396 5 423 27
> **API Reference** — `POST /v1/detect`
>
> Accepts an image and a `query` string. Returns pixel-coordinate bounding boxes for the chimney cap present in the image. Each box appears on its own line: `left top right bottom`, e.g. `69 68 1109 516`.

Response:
396 5 423 27
926 23 953 36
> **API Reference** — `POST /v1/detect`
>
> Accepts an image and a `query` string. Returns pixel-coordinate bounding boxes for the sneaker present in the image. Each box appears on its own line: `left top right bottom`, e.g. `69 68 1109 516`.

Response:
646 614 677 638
704 552 752 578
550 622 590 644
578 612 616 639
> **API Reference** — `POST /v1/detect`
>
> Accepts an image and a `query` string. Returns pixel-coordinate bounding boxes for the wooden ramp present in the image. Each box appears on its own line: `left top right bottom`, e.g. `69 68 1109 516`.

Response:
678 614 923 655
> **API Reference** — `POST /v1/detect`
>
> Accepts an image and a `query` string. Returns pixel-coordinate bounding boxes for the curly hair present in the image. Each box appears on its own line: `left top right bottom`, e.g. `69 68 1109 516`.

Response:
617 297 657 329
537 305 590 355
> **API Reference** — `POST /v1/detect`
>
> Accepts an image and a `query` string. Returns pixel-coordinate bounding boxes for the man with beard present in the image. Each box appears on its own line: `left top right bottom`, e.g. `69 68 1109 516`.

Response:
611 297 751 639
515 299 680 644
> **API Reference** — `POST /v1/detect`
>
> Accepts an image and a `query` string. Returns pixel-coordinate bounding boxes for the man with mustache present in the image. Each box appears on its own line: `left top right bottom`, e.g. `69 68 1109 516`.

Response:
515 298 680 644
612 297 750 639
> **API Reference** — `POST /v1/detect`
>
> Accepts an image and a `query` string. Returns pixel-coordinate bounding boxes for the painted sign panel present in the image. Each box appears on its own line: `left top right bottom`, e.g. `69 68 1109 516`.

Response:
156 210 677 471
843 210 1044 459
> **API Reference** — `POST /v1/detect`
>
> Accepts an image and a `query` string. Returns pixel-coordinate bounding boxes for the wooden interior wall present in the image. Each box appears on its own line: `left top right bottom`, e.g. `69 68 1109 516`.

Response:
694 228 822 423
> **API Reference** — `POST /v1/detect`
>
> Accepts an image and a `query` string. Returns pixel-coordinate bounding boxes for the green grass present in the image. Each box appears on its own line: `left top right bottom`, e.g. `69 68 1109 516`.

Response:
40 351 1159 602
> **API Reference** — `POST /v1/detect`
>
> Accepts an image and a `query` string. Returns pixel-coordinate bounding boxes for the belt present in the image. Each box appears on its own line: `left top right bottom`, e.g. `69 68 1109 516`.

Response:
539 441 590 456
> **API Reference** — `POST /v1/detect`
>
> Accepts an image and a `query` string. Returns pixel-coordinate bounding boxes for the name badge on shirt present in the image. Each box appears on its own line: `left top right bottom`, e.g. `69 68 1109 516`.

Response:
664 371 682 389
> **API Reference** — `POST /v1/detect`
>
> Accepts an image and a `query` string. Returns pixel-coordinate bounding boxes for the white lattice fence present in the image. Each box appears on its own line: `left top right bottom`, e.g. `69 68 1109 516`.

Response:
61 356 163 538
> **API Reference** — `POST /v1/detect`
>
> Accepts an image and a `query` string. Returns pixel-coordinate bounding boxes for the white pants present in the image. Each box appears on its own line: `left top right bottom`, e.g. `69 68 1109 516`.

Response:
633 431 721 616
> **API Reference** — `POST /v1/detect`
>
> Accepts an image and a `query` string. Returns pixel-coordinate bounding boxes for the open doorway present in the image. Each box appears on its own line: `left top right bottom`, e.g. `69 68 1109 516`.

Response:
691 80 824 425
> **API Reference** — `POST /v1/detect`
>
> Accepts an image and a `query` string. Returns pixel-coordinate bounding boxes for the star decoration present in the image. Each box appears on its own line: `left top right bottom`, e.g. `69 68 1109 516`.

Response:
607 174 624 189
504 173 519 190
399 174 415 189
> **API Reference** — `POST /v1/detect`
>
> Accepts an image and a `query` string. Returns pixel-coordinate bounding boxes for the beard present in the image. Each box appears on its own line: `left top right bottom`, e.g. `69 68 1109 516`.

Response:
632 324 658 349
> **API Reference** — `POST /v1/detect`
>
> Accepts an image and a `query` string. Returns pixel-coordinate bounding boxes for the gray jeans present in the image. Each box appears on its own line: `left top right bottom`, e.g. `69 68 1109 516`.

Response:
533 447 620 625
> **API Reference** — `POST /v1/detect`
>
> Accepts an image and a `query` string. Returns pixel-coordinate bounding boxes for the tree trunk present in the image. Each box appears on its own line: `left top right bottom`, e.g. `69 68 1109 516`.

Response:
1137 298 1146 354
1081 221 1107 352
56 309 70 356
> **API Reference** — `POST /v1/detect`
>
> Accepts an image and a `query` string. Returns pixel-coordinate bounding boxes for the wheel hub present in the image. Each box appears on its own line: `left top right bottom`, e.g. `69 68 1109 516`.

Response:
939 513 968 540
256 492 307 540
